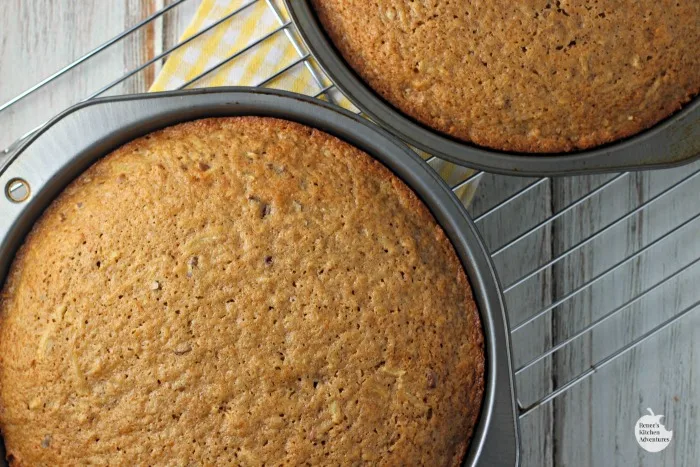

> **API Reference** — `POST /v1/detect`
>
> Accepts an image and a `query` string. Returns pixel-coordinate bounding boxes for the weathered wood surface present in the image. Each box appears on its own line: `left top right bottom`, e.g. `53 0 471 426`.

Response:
1 1 697 465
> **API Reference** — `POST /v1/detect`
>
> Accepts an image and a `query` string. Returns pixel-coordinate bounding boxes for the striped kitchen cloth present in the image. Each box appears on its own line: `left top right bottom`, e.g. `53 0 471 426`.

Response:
150 0 478 205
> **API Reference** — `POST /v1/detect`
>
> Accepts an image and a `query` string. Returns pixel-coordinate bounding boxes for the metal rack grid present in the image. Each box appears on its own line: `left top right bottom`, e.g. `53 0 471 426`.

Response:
1 0 698 430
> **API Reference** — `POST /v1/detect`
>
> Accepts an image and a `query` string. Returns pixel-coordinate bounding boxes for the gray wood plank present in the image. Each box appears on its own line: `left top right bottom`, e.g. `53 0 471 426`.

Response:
1 0 130 149
548 165 700 467
0 0 201 150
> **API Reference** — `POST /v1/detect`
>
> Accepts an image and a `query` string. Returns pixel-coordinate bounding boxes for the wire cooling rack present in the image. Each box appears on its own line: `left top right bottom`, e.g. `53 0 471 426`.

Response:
1 0 698 436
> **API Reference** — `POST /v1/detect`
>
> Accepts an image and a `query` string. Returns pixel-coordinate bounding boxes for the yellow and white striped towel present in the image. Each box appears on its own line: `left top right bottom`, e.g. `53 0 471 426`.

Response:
150 0 478 205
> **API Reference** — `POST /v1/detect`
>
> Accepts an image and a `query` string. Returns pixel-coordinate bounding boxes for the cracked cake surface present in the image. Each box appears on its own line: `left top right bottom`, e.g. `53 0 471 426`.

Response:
0 117 484 466
312 0 699 152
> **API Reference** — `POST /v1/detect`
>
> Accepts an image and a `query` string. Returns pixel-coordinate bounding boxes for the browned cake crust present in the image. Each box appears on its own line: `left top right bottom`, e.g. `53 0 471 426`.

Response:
311 0 700 153
0 117 484 465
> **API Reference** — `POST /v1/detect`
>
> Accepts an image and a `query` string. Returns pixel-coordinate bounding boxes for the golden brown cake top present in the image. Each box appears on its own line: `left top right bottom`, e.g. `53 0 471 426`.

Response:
0 117 484 466
312 0 700 153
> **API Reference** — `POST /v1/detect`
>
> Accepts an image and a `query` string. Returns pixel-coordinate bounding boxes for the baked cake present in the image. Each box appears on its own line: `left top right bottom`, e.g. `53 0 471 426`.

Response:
0 117 484 465
311 1 700 152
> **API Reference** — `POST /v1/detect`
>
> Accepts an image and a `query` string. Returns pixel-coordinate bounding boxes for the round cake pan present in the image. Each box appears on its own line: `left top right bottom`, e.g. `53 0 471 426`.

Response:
285 1 700 176
0 88 519 466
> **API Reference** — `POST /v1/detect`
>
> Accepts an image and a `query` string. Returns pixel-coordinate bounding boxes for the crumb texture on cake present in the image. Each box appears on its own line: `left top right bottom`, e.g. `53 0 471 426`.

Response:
0 117 484 466
311 0 700 152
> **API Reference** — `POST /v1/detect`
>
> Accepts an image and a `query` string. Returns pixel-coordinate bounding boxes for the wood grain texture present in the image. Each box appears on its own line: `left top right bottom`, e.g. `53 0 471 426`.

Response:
545 166 700 467
0 0 134 149
1 1 698 466
0 0 201 150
